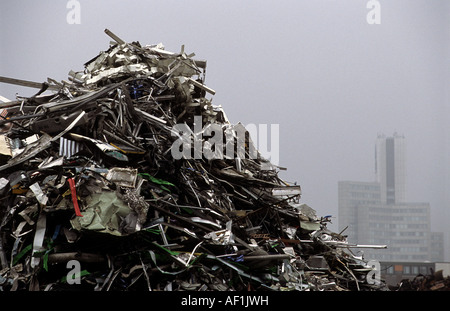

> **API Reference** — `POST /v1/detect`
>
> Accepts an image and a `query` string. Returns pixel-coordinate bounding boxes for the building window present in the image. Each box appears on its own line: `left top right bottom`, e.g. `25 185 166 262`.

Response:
420 266 428 275
386 266 394 274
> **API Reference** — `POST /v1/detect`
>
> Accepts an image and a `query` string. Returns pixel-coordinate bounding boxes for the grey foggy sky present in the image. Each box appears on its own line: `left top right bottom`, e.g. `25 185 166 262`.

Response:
1 1 449 257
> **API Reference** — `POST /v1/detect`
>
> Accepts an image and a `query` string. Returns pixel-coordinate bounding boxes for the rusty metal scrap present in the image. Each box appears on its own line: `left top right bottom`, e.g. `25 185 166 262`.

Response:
0 29 389 291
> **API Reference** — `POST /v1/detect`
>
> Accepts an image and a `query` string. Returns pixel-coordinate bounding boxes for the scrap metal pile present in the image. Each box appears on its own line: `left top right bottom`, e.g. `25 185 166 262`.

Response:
0 29 388 291
392 270 450 291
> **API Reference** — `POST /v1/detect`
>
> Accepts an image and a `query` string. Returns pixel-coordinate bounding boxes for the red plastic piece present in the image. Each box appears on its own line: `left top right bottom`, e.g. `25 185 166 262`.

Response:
68 178 83 217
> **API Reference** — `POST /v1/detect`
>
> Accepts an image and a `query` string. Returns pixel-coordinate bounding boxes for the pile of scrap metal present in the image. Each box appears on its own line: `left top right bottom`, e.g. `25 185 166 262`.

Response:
391 270 450 291
0 29 388 291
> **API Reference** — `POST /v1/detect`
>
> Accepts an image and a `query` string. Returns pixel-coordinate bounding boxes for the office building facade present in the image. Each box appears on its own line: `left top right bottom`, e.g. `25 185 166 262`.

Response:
338 134 443 262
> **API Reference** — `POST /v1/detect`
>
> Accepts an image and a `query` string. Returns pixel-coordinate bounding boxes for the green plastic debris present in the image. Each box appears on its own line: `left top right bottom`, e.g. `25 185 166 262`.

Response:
12 244 32 266
139 173 175 192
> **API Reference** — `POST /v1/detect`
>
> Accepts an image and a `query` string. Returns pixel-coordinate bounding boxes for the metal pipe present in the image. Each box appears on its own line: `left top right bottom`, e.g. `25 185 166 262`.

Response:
0 76 59 91
243 254 291 261
104 28 125 44
47 252 106 263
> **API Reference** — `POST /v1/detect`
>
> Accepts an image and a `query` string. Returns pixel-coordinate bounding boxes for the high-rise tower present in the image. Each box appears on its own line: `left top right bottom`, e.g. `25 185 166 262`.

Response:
375 133 406 204
338 133 443 262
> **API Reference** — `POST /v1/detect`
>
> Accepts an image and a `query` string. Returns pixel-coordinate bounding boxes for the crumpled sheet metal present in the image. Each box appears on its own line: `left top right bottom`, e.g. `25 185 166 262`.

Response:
0 29 389 291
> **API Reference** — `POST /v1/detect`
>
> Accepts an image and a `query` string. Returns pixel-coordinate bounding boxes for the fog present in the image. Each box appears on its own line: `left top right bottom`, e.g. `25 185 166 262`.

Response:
1 0 449 260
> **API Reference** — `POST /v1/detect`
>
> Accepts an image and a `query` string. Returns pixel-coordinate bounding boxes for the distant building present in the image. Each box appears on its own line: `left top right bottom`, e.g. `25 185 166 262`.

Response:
430 232 445 262
375 133 406 204
338 134 444 262
380 261 450 287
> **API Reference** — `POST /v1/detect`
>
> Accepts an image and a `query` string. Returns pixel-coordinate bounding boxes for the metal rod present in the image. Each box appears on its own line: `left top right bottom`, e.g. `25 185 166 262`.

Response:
104 28 125 44
243 254 291 261
0 76 59 91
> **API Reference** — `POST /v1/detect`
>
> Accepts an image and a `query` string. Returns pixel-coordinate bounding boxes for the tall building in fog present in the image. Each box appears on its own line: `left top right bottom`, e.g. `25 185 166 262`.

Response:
375 133 406 204
338 134 444 262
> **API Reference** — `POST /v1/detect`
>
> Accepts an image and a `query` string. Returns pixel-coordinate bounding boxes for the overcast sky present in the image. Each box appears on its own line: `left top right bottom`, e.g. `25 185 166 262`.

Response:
1 0 449 259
